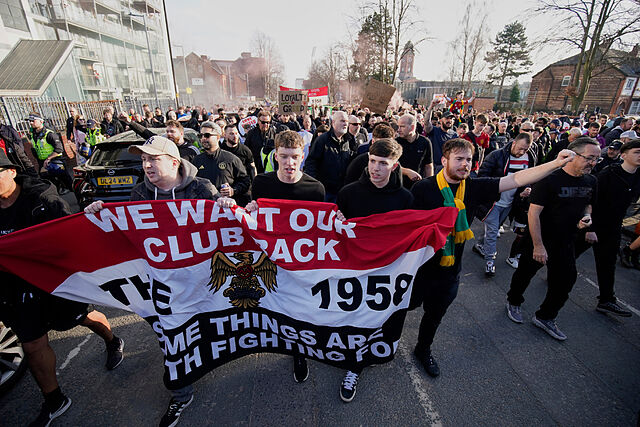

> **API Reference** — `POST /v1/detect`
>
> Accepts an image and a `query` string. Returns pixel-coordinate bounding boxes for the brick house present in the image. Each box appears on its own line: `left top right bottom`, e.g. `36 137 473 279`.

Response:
527 45 640 115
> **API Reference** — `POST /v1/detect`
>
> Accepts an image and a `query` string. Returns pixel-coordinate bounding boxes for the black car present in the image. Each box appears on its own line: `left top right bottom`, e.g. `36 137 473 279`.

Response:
73 128 199 207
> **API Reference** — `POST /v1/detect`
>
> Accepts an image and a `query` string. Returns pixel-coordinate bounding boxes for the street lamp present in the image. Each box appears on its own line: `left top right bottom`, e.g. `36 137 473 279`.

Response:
128 12 159 108
173 44 191 105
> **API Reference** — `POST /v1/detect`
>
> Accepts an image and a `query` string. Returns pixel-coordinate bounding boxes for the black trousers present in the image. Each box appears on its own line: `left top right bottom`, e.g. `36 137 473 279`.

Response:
574 229 620 304
507 234 577 321
410 260 460 352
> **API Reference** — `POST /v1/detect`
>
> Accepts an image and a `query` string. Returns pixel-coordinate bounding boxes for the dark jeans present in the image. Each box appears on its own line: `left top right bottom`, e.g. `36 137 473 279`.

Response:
507 234 577 320
574 229 620 304
410 261 460 352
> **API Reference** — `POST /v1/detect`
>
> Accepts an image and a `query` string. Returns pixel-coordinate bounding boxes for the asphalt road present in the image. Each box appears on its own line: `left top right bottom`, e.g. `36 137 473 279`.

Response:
1 217 639 426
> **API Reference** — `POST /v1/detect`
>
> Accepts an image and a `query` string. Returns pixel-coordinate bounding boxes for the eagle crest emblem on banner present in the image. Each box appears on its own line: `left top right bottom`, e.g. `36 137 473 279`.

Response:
207 251 278 308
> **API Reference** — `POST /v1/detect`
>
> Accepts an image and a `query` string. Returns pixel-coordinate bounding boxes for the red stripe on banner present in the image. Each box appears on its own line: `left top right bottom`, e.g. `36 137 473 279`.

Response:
0 199 456 294
279 85 328 97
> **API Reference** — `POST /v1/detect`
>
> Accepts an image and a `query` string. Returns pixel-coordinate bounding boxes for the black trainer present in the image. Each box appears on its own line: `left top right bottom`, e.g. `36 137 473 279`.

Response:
596 301 632 317
340 370 359 402
472 243 485 257
293 355 309 383
414 347 440 377
620 245 634 268
159 395 193 427
29 396 72 427
106 336 124 370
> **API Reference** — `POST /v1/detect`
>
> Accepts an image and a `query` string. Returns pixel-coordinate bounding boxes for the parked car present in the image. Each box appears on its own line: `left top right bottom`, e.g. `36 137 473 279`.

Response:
0 322 27 394
73 128 198 208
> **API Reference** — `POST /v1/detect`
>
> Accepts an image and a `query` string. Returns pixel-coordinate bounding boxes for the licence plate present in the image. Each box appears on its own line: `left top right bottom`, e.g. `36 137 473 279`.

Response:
97 176 134 186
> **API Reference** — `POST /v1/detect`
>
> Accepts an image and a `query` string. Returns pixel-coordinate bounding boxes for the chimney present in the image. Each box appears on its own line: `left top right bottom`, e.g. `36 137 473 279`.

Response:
241 52 251 59
201 55 209 61
631 44 639 57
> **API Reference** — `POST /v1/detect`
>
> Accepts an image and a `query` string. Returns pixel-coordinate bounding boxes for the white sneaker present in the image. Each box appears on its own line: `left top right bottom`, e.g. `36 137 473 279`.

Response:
506 257 519 269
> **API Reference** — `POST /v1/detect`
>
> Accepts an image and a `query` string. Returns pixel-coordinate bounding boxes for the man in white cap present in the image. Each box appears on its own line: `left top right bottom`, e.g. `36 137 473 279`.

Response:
85 135 220 426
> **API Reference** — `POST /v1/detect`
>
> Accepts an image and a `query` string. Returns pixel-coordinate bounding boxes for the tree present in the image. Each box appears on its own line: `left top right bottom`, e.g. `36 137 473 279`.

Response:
354 0 427 84
536 0 640 113
250 31 285 101
306 46 348 102
447 1 489 93
485 22 532 102
510 82 521 102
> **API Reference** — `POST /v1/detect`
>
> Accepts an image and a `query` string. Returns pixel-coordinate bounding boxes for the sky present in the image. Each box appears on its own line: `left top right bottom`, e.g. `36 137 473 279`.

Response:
165 0 569 87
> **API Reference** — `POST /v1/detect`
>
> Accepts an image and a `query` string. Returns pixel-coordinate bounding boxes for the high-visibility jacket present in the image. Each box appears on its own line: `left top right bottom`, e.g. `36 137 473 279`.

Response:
30 129 55 160
260 147 276 172
85 128 106 146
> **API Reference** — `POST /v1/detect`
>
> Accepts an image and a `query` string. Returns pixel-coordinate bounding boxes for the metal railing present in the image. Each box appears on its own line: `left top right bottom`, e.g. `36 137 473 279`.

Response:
0 96 121 137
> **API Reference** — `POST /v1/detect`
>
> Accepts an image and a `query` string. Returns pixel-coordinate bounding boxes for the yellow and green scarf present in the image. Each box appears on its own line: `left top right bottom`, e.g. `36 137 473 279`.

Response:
436 170 474 266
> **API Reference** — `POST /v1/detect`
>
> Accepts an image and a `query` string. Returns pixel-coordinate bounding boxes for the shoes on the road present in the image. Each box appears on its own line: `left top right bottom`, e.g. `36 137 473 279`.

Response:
106 336 124 370
506 256 519 269
414 347 440 377
159 395 193 427
340 370 360 403
532 315 566 341
506 303 523 324
29 395 72 427
498 226 505 237
293 355 309 383
472 243 485 257
596 301 632 317
485 261 496 277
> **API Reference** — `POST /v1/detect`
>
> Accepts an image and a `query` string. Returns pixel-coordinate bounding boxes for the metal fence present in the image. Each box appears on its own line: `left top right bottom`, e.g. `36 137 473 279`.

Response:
0 95 176 138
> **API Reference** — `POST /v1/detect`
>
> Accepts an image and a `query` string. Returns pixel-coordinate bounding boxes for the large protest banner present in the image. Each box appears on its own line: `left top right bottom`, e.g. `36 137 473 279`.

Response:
0 199 456 389
280 85 329 105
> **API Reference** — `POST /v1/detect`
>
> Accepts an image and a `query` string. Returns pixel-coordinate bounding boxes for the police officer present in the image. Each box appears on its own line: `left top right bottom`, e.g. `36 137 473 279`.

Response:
26 112 72 192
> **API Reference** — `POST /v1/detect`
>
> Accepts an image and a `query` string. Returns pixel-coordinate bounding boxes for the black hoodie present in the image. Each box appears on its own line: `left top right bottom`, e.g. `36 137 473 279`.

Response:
337 167 413 219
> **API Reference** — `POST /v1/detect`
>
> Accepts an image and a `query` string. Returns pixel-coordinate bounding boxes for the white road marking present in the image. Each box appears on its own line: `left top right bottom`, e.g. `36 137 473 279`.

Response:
398 343 443 426
57 335 92 372
580 274 640 317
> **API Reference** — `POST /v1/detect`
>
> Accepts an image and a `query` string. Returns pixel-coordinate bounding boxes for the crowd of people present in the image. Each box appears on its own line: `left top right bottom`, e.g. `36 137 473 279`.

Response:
1 93 639 426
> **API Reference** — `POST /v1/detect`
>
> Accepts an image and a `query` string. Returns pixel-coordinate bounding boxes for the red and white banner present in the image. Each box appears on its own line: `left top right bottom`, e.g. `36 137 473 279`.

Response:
280 85 329 105
0 199 456 388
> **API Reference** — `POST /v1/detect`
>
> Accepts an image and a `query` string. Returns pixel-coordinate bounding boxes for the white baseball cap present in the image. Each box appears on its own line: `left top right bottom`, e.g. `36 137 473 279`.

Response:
128 136 181 160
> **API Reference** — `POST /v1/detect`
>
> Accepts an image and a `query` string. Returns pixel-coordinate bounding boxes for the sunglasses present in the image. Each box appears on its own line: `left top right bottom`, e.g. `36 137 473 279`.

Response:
198 132 218 139
260 120 271 125
349 123 360 126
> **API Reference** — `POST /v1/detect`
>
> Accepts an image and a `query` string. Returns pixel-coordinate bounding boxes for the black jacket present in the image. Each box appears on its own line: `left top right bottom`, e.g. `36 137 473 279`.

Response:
304 128 355 194
130 159 218 201
337 167 413 219
192 149 251 205
1 125 38 177
126 120 201 163
244 125 279 174
101 118 124 137
592 163 640 233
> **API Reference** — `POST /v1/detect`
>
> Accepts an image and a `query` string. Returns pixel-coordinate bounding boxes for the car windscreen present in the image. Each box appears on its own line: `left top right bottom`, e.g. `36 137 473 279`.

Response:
89 143 141 166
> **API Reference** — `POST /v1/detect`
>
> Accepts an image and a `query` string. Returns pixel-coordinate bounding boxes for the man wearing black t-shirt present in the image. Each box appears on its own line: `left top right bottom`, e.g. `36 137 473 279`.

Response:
410 139 574 377
573 139 640 317
244 130 325 384
396 114 433 188
335 138 413 402
506 137 600 340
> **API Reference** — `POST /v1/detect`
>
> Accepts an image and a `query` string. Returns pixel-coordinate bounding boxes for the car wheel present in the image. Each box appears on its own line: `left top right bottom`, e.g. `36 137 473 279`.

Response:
0 322 27 394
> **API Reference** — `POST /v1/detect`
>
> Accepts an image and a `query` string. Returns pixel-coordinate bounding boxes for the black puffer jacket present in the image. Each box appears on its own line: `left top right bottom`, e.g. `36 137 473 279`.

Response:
304 128 355 194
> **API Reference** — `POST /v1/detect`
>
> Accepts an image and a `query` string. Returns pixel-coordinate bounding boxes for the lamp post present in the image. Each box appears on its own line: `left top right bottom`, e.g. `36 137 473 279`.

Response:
129 12 159 108
173 44 191 105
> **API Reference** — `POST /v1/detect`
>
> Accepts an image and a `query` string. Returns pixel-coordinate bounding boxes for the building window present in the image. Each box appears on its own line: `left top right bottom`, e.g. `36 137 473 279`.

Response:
621 77 637 96
629 101 640 115
560 76 571 87
0 0 29 31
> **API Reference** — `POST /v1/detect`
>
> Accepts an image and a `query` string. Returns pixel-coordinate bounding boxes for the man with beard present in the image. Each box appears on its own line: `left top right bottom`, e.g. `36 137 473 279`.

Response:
506 137 600 340
410 139 574 376
423 99 457 172
120 114 201 163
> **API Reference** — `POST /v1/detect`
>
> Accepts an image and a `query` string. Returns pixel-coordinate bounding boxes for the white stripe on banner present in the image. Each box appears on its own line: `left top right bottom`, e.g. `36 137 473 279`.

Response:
52 246 434 330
